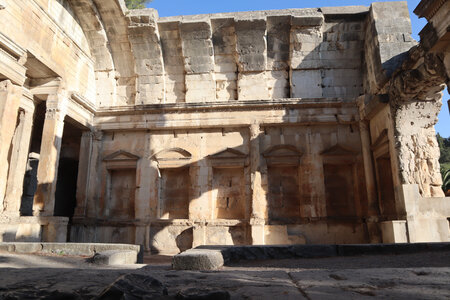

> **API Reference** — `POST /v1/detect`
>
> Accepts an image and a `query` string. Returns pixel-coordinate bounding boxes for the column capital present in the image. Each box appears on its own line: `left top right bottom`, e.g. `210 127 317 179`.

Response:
249 122 262 139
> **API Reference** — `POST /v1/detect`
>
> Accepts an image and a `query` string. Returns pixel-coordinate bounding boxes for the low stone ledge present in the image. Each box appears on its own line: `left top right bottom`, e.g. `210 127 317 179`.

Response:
0 242 144 263
172 249 224 271
87 250 138 265
174 243 450 270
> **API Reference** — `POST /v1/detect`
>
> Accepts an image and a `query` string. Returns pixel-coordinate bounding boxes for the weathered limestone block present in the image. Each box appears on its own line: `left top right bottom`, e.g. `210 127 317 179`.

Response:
291 70 322 98
290 24 323 70
235 17 269 100
235 18 267 72
180 20 216 102
212 18 238 101
267 16 291 72
0 80 22 210
364 1 416 94
180 21 214 74
322 68 362 98
96 71 117 107
128 9 165 104
238 72 270 100
159 22 186 103
185 73 216 102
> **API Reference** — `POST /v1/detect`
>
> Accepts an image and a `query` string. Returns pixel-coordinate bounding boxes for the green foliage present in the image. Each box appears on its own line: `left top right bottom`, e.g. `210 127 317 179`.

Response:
125 0 152 9
438 133 450 195
442 169 450 195
437 133 450 164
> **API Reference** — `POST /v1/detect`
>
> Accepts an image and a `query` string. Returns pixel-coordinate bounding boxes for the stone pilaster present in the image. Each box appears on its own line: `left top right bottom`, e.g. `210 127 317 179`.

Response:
249 123 265 244
86 130 103 218
0 80 22 210
33 88 68 216
3 95 35 215
73 131 93 217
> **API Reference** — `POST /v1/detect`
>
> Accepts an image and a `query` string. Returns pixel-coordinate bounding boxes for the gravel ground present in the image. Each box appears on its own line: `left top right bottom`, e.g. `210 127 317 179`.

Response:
0 251 449 299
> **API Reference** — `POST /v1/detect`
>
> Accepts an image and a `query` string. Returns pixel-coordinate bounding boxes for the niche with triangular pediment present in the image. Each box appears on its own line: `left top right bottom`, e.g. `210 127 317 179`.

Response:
102 150 140 220
263 144 302 166
103 150 140 169
208 148 248 168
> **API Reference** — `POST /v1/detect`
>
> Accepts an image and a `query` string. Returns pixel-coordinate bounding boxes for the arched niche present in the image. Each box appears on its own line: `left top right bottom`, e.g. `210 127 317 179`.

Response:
151 147 192 168
151 148 192 219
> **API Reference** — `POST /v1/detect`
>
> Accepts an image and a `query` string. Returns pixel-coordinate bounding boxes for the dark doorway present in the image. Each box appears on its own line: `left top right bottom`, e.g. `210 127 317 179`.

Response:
53 117 83 218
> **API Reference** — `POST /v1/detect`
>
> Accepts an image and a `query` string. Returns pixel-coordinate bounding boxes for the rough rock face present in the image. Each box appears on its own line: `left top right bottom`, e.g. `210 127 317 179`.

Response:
97 274 169 300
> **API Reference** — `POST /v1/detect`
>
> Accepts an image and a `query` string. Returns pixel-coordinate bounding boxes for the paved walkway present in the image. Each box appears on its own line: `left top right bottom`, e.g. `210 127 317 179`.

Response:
0 251 449 299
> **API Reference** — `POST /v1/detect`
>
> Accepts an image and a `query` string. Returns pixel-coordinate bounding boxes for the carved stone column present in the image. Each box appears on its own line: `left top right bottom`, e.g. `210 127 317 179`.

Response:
0 80 22 210
33 88 68 216
3 95 35 215
249 122 265 244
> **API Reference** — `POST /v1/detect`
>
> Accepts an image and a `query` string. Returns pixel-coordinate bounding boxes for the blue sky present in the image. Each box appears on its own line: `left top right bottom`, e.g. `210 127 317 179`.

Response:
148 0 450 137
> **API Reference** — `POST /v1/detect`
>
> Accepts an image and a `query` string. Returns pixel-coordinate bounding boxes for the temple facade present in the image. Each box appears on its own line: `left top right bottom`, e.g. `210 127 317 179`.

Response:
0 0 448 254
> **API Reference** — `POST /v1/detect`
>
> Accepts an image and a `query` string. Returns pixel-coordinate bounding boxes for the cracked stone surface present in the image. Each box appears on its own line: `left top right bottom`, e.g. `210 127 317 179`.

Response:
0 251 449 299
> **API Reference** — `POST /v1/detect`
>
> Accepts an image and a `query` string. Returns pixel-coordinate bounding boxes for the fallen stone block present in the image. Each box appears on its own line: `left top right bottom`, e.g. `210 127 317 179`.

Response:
172 249 224 270
87 250 138 265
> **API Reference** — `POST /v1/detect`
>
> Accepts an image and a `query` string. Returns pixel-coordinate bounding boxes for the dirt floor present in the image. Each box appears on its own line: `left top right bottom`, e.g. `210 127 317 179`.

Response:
0 251 449 299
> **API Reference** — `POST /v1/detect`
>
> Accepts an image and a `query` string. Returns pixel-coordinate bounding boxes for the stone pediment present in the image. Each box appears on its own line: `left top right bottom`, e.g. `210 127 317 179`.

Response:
209 148 248 167
321 144 357 164
263 145 302 166
103 150 140 169
103 150 140 162
151 148 192 168
209 148 247 159
321 145 356 156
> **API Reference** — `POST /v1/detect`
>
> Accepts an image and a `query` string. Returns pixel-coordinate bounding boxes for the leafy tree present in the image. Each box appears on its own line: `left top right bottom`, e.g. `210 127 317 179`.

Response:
125 0 152 9
443 169 450 196
437 133 450 163
437 133 450 195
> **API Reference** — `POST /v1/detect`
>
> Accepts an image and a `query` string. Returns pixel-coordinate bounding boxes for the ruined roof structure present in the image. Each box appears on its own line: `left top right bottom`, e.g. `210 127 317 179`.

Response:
0 0 448 253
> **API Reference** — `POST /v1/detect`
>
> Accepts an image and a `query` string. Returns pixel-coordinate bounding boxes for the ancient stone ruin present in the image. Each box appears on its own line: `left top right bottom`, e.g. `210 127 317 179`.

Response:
0 0 448 254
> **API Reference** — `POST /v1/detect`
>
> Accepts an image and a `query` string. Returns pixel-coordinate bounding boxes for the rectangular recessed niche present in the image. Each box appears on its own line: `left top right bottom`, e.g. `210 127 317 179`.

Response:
212 167 245 219
159 167 190 219
267 166 300 222
323 164 355 217
107 169 136 219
